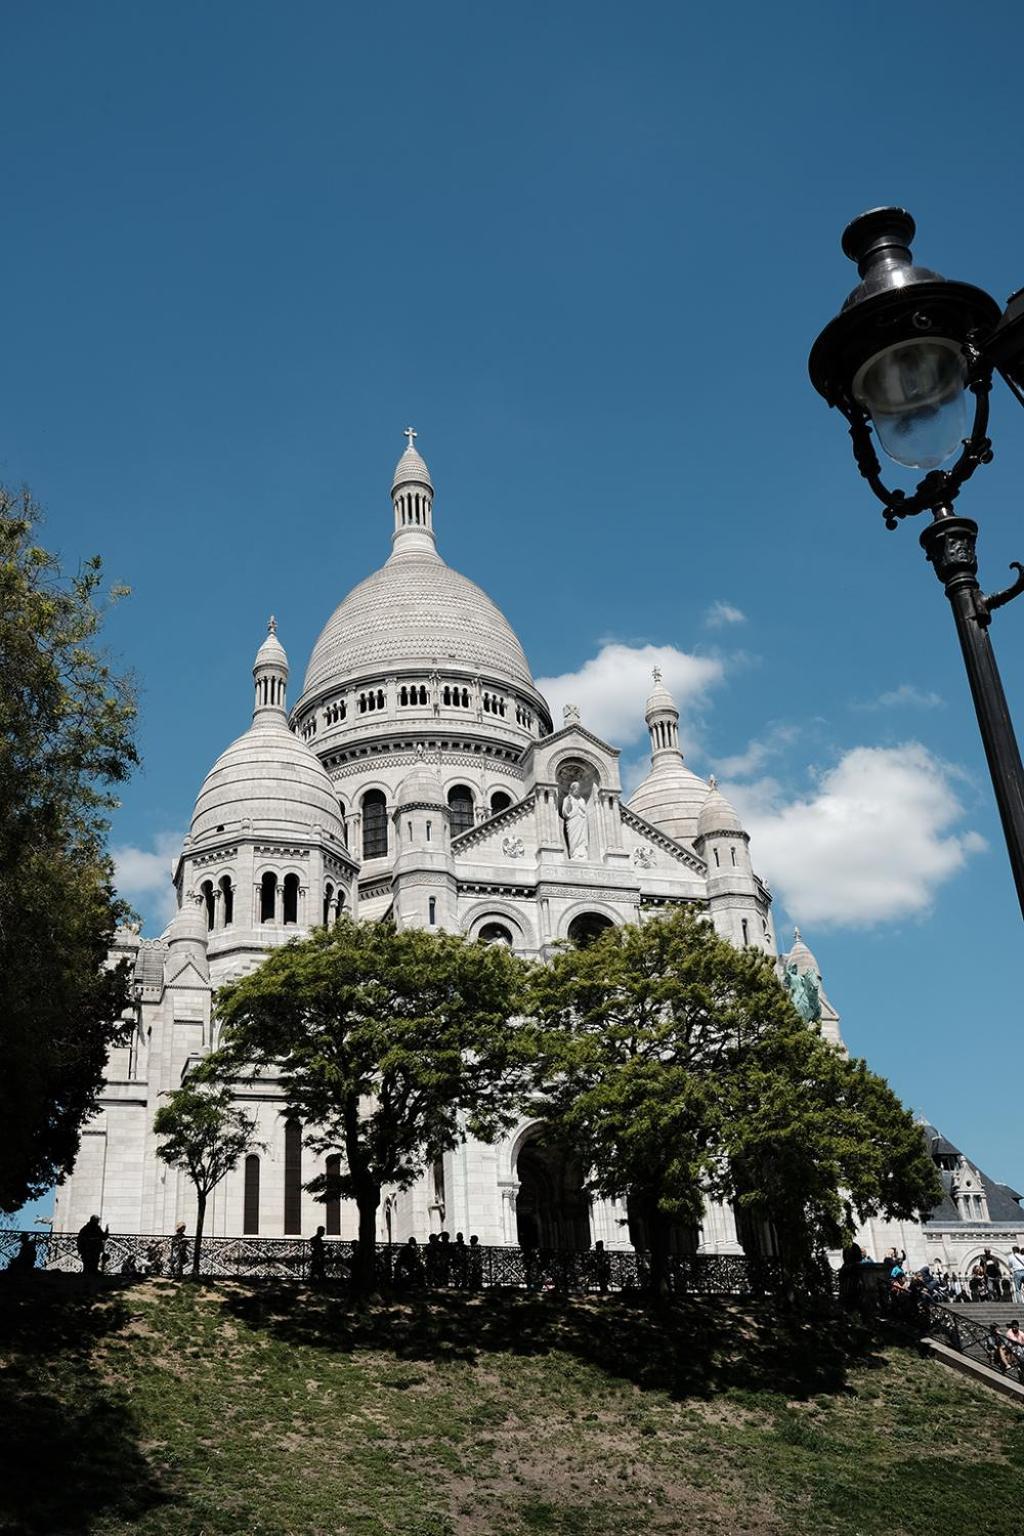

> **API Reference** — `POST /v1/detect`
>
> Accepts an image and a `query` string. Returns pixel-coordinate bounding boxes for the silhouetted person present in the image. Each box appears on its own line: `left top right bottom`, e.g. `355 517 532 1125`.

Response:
76 1215 107 1277
591 1239 611 1295
169 1221 187 1280
468 1234 483 1290
8 1234 36 1276
396 1236 424 1290
452 1231 467 1289
309 1225 326 1285
425 1232 442 1287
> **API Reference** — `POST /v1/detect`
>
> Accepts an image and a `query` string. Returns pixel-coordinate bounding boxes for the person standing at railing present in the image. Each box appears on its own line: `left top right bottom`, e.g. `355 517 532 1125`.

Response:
1009 1247 1024 1304
309 1226 326 1286
76 1216 107 1278
169 1222 187 1280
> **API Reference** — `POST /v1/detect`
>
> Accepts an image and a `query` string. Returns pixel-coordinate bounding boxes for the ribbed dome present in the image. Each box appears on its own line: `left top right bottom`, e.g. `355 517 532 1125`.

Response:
391 444 433 492
191 717 345 843
785 928 820 976
628 763 711 847
302 551 535 697
697 781 744 838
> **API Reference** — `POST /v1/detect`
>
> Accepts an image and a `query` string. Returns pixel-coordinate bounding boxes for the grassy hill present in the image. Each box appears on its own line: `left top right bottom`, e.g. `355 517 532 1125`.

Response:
0 1277 1021 1535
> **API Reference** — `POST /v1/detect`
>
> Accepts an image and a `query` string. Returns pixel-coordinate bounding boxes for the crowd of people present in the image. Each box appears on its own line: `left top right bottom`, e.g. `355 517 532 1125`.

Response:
879 1245 1024 1305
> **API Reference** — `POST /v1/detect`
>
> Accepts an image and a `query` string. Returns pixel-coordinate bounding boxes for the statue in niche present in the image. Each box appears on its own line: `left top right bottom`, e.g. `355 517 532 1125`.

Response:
561 779 590 861
783 959 821 1024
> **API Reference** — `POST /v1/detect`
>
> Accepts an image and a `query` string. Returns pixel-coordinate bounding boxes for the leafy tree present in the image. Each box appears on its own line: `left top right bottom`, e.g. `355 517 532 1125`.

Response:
529 906 939 1287
0 486 138 1212
210 918 531 1291
153 1082 260 1278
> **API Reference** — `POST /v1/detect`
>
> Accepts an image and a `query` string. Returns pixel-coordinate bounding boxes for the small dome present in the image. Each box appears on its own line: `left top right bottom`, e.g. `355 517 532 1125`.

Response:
191 721 345 844
391 435 434 493
628 763 710 847
697 778 743 838
254 617 288 671
645 668 677 718
395 759 445 807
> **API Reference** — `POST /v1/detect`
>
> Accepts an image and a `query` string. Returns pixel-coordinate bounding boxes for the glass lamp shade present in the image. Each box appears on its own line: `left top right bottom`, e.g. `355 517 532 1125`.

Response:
852 337 968 469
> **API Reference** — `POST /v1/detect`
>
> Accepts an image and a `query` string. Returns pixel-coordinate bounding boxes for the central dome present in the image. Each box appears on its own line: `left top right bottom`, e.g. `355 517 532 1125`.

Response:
303 552 535 697
301 436 537 703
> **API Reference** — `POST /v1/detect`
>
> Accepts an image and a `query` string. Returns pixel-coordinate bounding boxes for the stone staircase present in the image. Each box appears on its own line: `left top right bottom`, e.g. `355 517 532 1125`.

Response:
948 1301 1023 1328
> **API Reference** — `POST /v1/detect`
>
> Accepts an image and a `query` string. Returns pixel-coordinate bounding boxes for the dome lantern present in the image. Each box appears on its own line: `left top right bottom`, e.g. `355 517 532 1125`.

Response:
390 426 437 557
253 615 289 721
627 670 710 847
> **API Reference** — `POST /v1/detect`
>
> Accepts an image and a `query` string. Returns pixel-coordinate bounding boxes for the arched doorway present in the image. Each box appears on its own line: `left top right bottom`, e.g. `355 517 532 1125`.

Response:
515 1136 591 1250
567 911 613 948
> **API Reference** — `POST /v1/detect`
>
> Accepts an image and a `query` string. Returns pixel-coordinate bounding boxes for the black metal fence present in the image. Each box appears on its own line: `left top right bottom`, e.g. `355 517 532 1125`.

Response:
0 1228 786 1296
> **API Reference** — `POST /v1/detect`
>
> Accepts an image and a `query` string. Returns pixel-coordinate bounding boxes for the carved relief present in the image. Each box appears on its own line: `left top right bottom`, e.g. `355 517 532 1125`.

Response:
501 835 525 859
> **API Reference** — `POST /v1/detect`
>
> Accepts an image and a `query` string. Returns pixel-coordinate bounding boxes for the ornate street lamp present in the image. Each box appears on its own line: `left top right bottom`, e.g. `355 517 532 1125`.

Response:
809 207 1024 920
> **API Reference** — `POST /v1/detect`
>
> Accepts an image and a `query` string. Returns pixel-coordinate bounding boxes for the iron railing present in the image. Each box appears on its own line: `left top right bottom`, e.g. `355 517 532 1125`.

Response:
0 1229 785 1295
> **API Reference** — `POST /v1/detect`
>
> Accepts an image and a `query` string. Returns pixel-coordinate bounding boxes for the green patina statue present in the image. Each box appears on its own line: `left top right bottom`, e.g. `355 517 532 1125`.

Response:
784 959 822 1024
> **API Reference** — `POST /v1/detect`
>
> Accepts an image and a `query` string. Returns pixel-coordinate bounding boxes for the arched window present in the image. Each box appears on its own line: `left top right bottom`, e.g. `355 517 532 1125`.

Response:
490 790 513 815
243 1155 261 1235
323 882 334 926
567 912 614 948
479 922 514 946
282 873 300 925
218 875 233 927
428 896 437 925
447 784 474 836
260 872 277 923
200 880 215 931
325 1153 341 1236
362 790 388 859
284 1120 302 1234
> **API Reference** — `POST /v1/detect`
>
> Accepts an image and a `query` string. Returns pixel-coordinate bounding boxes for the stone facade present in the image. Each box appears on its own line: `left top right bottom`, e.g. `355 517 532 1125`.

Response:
53 436 1022 1271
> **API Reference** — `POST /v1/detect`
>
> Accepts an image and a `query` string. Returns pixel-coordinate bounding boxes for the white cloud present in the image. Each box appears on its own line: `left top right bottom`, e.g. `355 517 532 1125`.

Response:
536 643 724 749
112 830 183 932
725 744 984 928
705 601 747 629
853 683 945 712
714 723 799 779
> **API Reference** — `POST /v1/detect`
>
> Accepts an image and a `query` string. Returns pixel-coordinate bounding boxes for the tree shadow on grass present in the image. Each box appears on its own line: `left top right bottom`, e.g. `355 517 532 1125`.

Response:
219 1283 888 1402
0 1276 173 1535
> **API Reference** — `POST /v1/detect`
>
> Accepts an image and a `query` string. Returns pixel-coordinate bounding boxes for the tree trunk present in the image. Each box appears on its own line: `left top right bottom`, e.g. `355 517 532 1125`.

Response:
192 1190 206 1280
354 1183 380 1294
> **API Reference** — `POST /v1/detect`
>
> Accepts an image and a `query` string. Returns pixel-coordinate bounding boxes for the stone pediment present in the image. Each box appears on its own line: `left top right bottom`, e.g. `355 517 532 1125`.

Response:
451 794 537 859
162 954 211 992
619 805 707 876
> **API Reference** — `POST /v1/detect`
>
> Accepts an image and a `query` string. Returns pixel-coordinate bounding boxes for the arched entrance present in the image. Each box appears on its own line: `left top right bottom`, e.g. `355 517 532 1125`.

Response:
567 911 613 948
515 1136 592 1250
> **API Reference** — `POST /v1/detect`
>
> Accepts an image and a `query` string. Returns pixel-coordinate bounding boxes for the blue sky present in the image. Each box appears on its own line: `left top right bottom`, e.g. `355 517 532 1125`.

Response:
4 1 1023 1226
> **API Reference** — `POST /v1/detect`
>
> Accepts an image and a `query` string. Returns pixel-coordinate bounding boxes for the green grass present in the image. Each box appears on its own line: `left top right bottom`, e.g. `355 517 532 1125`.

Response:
0 1277 1021 1535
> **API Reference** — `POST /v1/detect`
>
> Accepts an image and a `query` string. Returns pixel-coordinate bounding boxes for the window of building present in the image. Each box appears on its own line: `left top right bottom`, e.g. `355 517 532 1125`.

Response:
243 1155 260 1235
218 875 233 927
741 919 749 946
362 790 388 859
428 897 437 925
325 1153 341 1236
200 880 215 930
284 1120 302 1234
259 871 277 923
447 784 474 835
490 790 513 815
323 882 334 926
282 872 300 925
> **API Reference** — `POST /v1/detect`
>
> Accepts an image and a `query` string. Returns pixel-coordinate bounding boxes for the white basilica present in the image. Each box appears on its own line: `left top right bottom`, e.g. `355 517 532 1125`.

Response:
53 435 1023 1273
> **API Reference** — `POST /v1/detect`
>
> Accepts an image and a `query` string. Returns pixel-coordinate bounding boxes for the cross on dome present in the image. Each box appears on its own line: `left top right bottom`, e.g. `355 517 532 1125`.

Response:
268 614 277 634
652 665 662 684
404 426 417 449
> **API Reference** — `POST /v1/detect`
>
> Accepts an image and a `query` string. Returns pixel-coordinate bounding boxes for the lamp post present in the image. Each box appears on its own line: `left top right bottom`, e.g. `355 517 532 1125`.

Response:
809 208 1024 921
